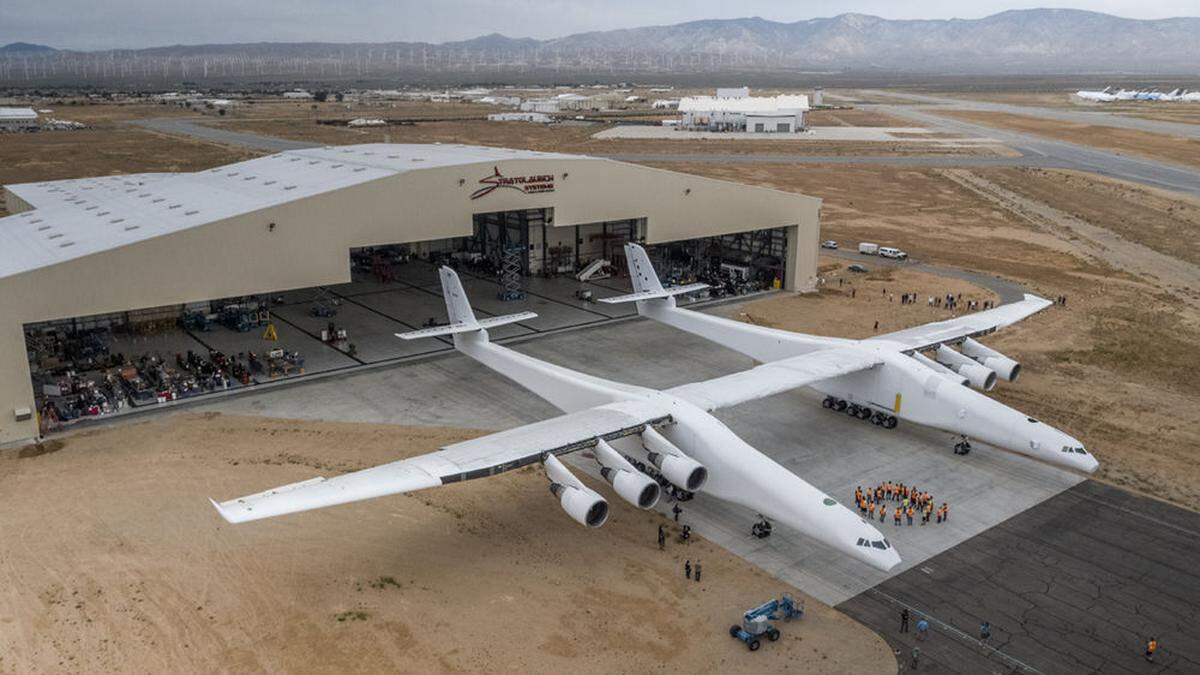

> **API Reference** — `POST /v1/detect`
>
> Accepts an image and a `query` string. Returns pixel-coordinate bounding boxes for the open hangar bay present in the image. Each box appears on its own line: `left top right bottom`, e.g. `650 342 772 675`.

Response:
0 143 819 447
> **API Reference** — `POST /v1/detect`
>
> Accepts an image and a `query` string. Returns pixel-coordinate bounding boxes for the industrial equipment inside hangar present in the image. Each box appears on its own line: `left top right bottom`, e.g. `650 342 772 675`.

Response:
0 143 821 445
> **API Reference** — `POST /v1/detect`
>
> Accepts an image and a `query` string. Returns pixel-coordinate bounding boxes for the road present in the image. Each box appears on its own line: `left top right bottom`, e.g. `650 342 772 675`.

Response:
132 117 318 152
839 480 1200 674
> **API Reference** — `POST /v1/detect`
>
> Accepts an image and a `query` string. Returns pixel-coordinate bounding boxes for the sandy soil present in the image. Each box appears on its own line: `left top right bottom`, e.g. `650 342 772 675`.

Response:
731 262 998 339
0 413 895 674
0 117 261 190
806 108 907 127
650 160 1200 511
936 110 1200 168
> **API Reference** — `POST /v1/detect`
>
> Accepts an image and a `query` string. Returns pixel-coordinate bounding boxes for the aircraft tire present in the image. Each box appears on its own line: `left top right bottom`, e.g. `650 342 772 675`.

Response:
883 416 898 429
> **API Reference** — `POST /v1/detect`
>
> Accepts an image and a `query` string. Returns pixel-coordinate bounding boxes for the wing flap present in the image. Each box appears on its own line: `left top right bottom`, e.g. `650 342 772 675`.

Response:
211 399 670 524
668 348 882 411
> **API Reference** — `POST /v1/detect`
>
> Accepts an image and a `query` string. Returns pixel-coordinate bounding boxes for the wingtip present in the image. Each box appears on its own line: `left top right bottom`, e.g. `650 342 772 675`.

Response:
209 497 234 523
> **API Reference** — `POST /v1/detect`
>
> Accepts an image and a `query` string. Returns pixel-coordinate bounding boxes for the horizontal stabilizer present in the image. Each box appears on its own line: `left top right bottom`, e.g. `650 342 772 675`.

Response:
597 283 708 305
396 311 537 340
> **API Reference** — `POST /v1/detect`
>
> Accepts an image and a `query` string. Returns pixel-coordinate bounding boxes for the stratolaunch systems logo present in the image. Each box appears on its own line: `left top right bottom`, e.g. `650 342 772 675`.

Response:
470 166 556 199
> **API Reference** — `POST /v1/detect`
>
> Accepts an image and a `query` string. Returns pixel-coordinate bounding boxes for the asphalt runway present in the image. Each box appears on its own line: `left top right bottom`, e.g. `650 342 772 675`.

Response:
863 90 1200 140
838 480 1200 674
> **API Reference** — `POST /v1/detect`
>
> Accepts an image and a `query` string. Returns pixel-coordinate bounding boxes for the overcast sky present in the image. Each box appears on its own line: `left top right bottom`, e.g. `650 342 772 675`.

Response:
2 1 1197 50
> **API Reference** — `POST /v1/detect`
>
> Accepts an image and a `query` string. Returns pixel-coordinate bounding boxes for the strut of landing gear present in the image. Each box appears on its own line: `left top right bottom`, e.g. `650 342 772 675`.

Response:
953 436 972 455
826 397 897 429
751 516 773 539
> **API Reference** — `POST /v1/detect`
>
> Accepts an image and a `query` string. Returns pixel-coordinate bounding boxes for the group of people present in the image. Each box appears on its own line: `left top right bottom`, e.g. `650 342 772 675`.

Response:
854 482 949 527
887 289 994 313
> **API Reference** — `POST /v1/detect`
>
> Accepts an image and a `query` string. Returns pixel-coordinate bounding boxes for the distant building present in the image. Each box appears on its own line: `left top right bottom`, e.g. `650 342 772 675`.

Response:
282 90 314 100
520 93 610 114
488 112 552 123
812 88 824 107
0 107 39 132
677 89 809 133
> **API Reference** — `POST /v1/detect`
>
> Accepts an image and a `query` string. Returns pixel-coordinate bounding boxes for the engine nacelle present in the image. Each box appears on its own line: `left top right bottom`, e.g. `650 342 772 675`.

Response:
960 337 1021 382
641 427 709 492
935 345 997 392
594 439 660 509
911 351 969 386
544 454 609 528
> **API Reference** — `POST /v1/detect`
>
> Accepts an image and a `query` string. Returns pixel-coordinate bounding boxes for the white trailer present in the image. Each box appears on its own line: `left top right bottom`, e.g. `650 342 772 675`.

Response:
858 242 879 255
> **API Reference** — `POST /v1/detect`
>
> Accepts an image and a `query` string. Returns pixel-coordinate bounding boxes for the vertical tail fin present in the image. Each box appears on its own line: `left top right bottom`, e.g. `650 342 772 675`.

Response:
596 244 707 306
625 243 665 295
440 266 477 326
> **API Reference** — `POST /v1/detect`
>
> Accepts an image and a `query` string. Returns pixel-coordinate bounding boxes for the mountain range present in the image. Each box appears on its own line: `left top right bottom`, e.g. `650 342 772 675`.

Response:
2 9 1198 83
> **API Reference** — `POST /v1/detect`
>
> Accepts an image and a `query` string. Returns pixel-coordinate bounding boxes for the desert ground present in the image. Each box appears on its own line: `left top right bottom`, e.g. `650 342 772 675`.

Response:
0 414 894 674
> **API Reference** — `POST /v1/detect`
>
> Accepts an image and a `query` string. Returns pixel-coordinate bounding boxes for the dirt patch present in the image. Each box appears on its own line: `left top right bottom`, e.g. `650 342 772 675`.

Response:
729 262 998 339
16 438 66 459
935 109 1200 168
807 108 908 127
0 413 893 674
0 126 260 187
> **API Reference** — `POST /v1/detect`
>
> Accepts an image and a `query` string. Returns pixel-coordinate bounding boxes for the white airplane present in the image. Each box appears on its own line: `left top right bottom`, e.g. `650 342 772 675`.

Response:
599 244 1099 474
1182 90 1200 103
211 267 901 572
1075 87 1117 102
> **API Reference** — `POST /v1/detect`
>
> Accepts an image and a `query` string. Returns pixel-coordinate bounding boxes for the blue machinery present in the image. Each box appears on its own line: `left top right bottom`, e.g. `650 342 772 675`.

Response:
729 595 804 651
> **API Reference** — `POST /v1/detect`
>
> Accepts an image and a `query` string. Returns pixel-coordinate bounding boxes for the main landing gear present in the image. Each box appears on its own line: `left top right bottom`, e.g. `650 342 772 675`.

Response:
953 435 972 455
752 515 773 539
823 397 897 429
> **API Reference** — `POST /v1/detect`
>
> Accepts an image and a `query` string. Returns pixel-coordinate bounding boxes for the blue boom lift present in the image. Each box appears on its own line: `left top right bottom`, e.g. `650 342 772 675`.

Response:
729 594 804 651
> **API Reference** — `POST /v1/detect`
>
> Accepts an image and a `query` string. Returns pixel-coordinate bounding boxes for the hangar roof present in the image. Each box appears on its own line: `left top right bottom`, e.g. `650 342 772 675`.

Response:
0 144 578 279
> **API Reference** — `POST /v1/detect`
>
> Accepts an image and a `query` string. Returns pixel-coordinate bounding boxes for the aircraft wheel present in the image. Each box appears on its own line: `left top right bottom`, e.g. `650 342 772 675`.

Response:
883 416 898 429
835 400 848 412
748 639 761 652
846 404 860 417
871 413 884 426
822 397 835 409
858 407 872 420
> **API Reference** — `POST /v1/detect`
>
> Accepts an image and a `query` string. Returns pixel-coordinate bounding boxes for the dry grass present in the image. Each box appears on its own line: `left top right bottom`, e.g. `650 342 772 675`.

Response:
936 109 1200 168
986 168 1200 267
0 128 261 187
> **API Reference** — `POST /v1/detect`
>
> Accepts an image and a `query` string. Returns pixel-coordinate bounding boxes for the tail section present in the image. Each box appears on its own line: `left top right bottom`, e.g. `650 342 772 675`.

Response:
597 244 707 305
396 267 536 341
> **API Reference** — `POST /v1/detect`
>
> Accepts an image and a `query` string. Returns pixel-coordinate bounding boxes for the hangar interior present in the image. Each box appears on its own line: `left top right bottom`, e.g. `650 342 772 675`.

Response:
0 143 820 445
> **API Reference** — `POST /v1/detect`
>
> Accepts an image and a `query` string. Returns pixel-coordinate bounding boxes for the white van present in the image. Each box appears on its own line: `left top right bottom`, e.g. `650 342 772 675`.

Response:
858 242 879 255
879 247 908 260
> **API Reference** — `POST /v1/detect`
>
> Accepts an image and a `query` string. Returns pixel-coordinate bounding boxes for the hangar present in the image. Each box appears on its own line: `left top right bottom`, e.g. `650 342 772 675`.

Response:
0 143 821 446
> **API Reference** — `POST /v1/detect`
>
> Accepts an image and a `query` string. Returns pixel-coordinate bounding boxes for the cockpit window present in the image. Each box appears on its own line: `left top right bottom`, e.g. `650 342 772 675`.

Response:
1074 447 1087 454
1027 418 1039 423
871 541 886 550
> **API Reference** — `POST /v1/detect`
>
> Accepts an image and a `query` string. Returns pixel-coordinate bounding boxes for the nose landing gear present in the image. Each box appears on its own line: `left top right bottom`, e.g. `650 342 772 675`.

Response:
953 435 972 455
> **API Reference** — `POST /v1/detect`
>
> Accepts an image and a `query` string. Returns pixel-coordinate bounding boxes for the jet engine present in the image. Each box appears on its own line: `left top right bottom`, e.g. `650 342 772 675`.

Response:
935 345 997 392
911 352 969 386
593 439 661 509
544 454 609 528
960 337 1021 382
641 427 708 492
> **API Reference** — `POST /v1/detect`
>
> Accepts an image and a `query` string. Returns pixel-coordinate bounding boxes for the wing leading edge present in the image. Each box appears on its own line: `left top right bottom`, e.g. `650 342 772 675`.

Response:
870 294 1053 352
211 399 671 523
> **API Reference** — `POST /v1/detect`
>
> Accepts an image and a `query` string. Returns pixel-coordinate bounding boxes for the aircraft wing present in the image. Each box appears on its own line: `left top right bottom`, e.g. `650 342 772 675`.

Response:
869 294 1053 352
210 399 670 523
666 348 882 412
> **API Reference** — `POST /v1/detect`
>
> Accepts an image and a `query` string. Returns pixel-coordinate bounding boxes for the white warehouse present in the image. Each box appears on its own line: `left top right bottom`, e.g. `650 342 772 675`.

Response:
678 89 809 133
